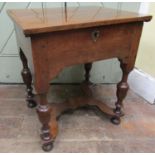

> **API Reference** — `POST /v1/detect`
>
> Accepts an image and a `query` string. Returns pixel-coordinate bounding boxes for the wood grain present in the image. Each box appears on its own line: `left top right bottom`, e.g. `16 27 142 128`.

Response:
7 7 152 35
31 22 142 93
8 6 152 151
49 96 119 139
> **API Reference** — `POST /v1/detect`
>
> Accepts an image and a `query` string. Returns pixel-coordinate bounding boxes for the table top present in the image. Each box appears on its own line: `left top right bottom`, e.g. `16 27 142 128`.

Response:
7 6 152 36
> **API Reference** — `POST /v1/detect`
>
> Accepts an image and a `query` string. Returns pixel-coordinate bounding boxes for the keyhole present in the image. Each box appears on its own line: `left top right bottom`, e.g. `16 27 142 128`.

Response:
92 30 100 42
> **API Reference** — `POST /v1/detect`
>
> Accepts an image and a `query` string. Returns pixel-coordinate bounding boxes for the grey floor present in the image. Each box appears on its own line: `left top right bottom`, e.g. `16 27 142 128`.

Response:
0 84 155 153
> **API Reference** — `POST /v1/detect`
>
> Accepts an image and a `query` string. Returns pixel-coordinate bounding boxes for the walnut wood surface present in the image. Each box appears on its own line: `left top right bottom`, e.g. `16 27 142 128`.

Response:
49 97 118 139
48 83 121 139
7 6 152 35
8 7 152 151
29 21 144 151
19 49 37 108
31 22 143 93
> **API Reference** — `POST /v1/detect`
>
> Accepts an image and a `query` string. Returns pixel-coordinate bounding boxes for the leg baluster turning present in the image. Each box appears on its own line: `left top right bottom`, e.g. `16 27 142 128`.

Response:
111 59 129 125
19 48 37 108
84 63 92 83
37 94 54 152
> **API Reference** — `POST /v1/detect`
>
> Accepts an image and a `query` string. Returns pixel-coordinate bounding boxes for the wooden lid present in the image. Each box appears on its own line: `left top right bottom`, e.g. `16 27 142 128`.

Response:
7 6 152 36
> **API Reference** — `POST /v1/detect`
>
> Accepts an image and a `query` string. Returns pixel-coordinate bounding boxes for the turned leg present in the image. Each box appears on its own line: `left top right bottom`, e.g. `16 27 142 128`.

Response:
19 49 37 108
84 62 92 83
111 59 129 125
37 93 54 152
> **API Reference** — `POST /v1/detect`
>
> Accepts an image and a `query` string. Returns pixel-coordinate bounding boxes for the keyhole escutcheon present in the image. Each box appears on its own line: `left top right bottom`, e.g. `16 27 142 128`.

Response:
91 30 100 42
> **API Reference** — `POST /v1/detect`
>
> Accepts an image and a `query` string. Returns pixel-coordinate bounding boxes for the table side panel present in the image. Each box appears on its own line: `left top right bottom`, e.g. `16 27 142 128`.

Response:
31 22 143 93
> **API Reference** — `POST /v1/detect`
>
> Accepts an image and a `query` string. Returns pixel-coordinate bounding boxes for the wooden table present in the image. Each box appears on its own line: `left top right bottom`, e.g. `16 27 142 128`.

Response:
8 6 152 151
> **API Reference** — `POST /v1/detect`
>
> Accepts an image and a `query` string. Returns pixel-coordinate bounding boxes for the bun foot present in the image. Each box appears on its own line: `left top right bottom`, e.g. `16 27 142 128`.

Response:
42 142 54 152
27 100 37 108
111 116 121 125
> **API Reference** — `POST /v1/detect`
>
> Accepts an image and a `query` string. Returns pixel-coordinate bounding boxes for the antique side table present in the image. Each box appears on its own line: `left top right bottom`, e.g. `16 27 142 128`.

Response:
8 6 152 151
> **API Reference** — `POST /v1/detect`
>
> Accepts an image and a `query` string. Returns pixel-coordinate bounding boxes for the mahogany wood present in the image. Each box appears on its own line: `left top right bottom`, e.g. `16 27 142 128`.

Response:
8 6 152 151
